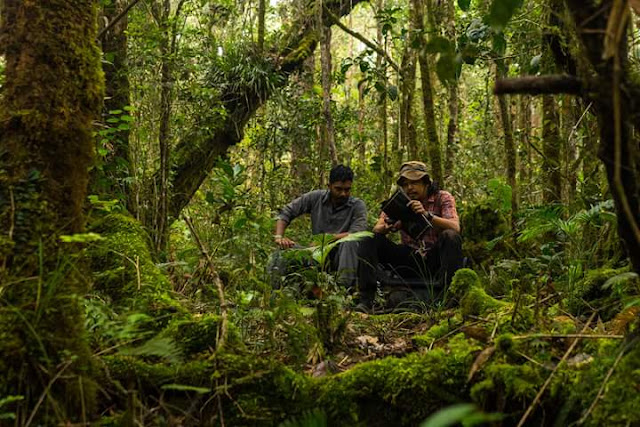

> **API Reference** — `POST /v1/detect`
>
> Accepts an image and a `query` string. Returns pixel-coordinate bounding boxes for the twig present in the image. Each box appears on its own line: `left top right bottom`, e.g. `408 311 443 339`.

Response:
183 215 228 350
323 5 399 72
516 312 596 427
577 343 626 424
512 333 623 340
97 0 144 40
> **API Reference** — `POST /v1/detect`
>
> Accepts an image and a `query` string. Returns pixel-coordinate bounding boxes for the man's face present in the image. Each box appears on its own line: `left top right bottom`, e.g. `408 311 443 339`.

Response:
400 178 428 200
328 180 352 206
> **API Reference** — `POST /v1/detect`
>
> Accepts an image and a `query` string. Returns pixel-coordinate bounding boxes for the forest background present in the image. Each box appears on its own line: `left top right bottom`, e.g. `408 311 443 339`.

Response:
0 0 639 425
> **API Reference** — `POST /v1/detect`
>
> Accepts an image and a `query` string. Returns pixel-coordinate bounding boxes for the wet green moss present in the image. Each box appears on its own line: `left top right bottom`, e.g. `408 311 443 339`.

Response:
450 269 508 317
88 213 184 316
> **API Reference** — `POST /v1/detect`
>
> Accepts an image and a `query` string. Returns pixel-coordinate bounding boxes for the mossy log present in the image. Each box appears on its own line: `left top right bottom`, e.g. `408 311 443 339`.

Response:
98 332 640 426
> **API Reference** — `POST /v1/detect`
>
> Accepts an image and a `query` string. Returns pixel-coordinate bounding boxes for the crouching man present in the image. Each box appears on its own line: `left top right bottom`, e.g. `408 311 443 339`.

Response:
356 161 463 311
272 164 368 288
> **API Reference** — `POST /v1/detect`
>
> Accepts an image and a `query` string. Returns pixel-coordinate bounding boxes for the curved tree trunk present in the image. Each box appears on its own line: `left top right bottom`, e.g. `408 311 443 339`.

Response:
0 0 104 420
166 0 364 221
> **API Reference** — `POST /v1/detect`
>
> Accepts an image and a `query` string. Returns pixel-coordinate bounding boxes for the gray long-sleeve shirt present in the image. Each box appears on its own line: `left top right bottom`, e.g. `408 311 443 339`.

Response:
277 190 368 235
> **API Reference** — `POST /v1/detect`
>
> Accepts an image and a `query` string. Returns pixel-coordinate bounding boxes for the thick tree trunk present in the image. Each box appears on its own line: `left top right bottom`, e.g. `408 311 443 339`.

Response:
0 0 104 420
565 0 640 271
411 0 442 182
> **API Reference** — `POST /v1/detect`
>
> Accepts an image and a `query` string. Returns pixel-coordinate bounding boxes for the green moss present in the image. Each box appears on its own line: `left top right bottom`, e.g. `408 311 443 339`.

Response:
162 314 242 356
567 266 627 311
88 213 184 316
317 334 481 425
450 269 508 317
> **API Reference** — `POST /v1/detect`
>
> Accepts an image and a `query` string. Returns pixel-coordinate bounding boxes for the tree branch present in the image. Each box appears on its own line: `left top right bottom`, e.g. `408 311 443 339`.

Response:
323 5 399 72
494 75 583 95
97 0 143 40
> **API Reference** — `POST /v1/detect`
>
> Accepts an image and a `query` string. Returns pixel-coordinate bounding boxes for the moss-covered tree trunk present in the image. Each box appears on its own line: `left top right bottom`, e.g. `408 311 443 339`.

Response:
0 0 104 422
411 0 442 182
496 61 518 224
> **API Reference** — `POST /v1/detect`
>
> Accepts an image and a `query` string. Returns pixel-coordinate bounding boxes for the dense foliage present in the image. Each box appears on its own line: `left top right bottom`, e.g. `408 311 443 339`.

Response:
0 0 639 425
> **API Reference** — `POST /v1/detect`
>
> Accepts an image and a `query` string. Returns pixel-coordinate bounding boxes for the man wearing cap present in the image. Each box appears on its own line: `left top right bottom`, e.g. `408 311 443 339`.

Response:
356 161 463 311
271 164 368 288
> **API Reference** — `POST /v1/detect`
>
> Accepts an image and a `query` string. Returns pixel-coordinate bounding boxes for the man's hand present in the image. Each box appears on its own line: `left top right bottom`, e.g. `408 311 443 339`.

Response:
407 200 427 215
373 218 401 234
275 236 296 249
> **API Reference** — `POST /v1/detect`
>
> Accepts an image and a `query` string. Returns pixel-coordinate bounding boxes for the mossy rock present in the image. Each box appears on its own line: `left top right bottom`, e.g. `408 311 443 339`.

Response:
87 213 185 316
450 269 508 317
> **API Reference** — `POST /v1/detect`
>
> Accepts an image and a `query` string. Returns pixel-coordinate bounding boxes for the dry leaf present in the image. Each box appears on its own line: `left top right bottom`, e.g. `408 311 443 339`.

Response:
609 305 640 335
467 346 495 382
461 325 490 343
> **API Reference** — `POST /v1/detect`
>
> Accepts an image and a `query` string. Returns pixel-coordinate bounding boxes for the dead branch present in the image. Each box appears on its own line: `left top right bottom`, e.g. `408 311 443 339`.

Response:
494 75 583 95
323 5 399 72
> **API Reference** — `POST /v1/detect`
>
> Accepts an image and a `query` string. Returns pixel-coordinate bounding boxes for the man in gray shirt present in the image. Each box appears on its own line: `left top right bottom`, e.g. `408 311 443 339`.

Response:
274 165 368 287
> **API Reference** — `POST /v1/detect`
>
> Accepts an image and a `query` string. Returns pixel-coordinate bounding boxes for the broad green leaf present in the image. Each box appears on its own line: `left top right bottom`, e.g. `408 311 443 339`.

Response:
421 404 476 427
426 36 453 54
436 54 457 84
487 0 523 32
458 0 471 11
60 232 105 243
387 85 399 101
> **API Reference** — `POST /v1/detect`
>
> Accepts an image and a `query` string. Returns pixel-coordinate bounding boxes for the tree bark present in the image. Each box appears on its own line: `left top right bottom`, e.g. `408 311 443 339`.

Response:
443 0 459 184
320 24 339 166
257 0 266 52
0 0 104 419
411 0 442 182
376 0 389 183
399 44 417 160
496 61 518 224
542 94 562 203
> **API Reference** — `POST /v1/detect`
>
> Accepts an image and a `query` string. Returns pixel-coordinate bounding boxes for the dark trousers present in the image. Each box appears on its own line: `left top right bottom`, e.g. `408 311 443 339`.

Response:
357 230 463 295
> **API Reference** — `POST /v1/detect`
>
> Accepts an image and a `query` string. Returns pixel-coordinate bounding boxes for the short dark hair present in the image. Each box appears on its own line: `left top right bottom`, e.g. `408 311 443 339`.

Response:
329 164 354 184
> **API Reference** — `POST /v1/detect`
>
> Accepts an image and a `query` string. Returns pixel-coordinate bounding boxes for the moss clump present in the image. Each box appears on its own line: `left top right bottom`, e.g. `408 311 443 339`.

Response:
450 269 507 317
566 266 633 317
88 213 184 316
461 203 510 265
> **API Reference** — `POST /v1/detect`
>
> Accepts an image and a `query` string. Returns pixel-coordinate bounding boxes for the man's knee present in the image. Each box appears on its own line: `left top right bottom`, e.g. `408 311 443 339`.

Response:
440 229 462 244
